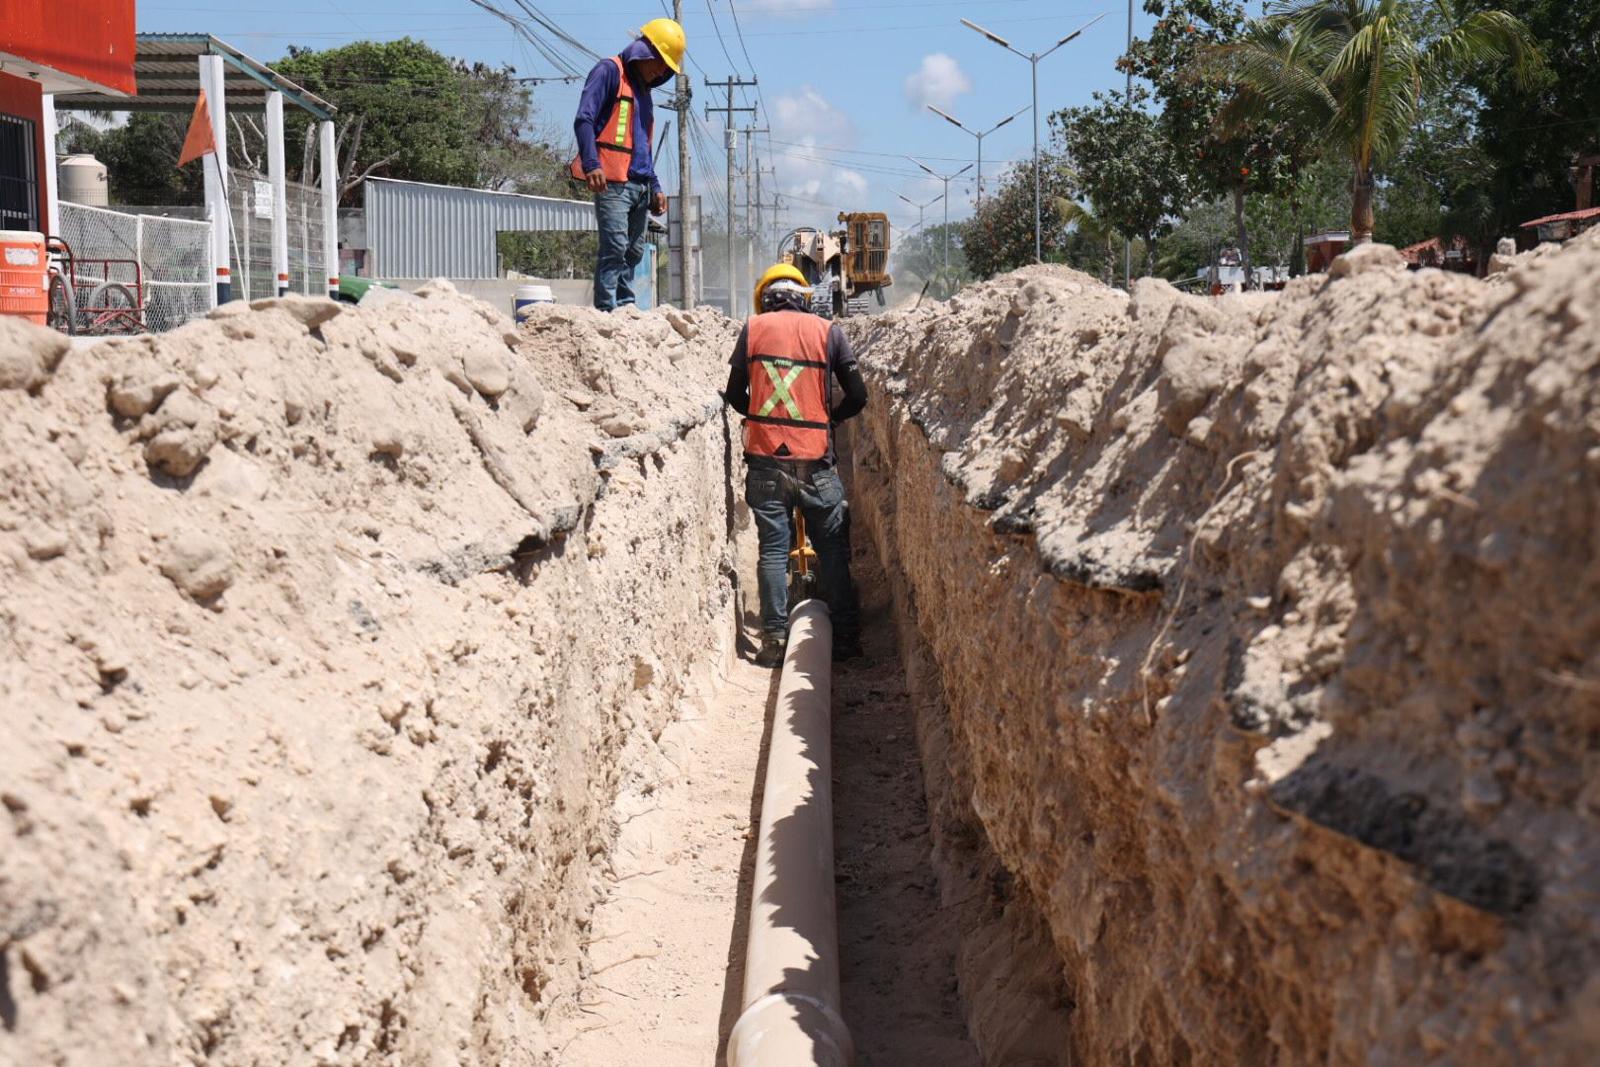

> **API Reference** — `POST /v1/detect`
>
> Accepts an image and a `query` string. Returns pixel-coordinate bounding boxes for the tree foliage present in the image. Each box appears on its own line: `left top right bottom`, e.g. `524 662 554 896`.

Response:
1053 85 1188 274
1125 0 1317 282
1206 0 1541 242
962 161 1074 278
60 113 201 206
275 39 577 201
893 222 970 300
1463 0 1600 242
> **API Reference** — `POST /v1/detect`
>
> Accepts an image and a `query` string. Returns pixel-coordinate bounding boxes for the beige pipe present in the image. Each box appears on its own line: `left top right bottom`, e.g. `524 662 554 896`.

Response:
726 599 855 1066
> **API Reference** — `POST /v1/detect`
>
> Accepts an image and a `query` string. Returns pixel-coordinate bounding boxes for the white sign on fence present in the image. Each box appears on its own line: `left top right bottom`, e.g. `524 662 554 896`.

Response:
253 180 274 220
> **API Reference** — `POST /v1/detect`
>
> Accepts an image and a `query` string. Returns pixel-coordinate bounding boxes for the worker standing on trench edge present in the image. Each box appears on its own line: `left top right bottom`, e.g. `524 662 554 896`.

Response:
723 263 869 667
570 18 686 311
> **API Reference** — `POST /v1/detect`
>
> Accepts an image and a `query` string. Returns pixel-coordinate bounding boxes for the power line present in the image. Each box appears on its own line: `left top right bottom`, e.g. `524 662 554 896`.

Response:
703 0 743 76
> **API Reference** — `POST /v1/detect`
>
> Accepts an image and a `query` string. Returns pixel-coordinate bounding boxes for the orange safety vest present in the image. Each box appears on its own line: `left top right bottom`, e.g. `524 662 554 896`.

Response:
570 56 650 184
743 310 833 460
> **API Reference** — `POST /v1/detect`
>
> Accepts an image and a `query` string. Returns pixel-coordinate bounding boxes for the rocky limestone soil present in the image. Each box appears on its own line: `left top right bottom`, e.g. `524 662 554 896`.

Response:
844 234 1600 1065
0 289 743 1065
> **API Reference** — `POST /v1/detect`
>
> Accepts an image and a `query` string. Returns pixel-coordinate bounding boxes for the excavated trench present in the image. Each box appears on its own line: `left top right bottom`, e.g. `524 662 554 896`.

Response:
4 227 1599 1067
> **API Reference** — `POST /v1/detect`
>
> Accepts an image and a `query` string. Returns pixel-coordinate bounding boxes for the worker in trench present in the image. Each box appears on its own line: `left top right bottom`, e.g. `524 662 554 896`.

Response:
723 264 869 667
570 18 686 311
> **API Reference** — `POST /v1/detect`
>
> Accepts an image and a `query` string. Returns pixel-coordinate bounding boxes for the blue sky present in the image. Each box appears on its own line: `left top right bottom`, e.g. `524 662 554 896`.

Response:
136 1 1167 236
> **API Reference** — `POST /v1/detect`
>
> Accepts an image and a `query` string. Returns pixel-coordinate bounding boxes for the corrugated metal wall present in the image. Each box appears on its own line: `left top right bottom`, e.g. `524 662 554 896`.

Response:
364 177 594 279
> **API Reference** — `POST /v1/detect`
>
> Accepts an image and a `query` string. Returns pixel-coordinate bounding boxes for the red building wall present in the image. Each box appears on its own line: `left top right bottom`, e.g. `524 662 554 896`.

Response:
0 73 47 232
0 1 138 96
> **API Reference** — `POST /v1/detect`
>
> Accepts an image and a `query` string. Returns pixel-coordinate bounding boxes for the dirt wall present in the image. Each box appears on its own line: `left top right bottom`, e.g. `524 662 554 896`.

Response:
844 234 1600 1065
0 290 743 1064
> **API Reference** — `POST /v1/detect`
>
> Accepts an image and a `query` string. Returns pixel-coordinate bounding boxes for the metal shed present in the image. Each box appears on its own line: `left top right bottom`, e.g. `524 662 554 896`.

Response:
363 177 595 279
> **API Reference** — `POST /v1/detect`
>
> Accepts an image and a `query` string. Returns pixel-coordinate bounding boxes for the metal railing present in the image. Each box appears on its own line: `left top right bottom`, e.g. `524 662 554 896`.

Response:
229 167 326 299
57 201 213 333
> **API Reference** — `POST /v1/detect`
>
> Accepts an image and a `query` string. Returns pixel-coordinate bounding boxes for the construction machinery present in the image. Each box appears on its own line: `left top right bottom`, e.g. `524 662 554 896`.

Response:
776 212 891 318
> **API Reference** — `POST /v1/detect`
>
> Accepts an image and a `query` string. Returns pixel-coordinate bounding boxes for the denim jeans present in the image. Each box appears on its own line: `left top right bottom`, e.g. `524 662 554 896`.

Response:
745 463 859 642
593 180 651 311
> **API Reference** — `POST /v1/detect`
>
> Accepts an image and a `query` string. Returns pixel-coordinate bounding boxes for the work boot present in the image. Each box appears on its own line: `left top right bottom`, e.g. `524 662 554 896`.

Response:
755 635 786 668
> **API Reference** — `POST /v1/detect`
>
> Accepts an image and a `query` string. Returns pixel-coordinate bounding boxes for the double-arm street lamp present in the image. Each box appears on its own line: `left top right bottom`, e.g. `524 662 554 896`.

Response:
926 103 1030 208
960 12 1107 263
896 191 944 237
906 158 973 274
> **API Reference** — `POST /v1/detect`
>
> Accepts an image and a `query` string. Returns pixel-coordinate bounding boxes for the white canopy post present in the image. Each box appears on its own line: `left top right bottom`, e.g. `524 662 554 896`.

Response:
266 90 289 296
41 94 60 236
318 120 338 299
199 53 231 304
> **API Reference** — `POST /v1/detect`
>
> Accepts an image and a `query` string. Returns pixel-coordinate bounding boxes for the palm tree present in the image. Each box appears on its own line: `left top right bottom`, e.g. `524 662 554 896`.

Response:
1055 197 1120 286
1206 0 1539 243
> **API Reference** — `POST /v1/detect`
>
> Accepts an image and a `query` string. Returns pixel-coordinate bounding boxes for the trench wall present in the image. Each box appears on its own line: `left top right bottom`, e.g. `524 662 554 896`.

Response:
844 236 1600 1065
0 292 743 1064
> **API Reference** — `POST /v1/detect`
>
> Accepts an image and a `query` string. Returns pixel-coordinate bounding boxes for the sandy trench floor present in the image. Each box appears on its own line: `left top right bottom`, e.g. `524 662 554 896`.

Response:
556 541 976 1065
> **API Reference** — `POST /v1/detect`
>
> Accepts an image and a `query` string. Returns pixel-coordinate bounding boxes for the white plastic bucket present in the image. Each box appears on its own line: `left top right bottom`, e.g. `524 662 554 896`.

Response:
514 284 555 322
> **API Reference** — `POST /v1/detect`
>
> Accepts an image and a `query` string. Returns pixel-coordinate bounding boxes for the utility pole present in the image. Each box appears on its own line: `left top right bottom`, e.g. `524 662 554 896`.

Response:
673 0 695 308
705 76 756 316
743 126 767 308
759 165 781 263
962 12 1105 263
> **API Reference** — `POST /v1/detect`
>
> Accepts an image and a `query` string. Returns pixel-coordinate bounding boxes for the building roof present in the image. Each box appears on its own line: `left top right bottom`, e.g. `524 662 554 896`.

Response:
1398 235 1476 263
1304 230 1351 246
1519 205 1600 229
53 33 335 120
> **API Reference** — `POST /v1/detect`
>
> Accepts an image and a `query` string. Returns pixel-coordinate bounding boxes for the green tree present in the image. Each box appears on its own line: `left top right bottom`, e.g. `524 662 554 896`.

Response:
60 113 202 206
1053 85 1190 276
893 222 970 299
1208 0 1541 243
1125 0 1312 286
1465 0 1600 242
1054 197 1123 285
275 39 583 206
963 161 1073 278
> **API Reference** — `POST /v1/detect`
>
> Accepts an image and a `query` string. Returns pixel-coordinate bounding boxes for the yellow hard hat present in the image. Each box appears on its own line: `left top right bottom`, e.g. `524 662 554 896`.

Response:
639 18 686 74
754 262 810 309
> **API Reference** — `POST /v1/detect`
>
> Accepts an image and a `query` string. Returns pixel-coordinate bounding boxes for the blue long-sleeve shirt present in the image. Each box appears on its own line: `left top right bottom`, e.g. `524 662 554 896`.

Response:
573 38 673 194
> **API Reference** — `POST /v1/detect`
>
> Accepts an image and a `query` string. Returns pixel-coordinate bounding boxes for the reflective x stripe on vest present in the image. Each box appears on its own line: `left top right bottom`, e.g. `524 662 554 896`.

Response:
756 361 807 419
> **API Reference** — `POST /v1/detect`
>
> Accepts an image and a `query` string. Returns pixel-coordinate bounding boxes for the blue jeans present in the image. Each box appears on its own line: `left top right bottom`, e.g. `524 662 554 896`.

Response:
745 464 859 642
594 180 651 311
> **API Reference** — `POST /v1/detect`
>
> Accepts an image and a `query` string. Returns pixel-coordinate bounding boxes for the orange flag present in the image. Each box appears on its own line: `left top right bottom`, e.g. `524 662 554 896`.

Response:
177 90 217 168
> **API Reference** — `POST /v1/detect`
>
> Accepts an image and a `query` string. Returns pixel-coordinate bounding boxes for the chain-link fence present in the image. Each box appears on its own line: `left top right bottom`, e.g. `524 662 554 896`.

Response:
57 201 213 334
228 168 326 300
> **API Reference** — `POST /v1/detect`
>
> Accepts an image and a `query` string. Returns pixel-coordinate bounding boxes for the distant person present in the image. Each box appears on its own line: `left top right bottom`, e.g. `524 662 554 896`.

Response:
570 19 686 312
723 264 869 667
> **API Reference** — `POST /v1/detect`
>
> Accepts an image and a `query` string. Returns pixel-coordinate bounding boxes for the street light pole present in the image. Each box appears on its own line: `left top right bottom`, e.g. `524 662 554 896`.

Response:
927 103 1029 207
908 158 973 275
897 190 943 240
961 12 1106 263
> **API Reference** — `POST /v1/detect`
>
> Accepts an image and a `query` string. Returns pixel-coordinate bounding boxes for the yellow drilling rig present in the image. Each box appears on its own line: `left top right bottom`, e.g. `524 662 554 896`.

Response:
776 212 892 318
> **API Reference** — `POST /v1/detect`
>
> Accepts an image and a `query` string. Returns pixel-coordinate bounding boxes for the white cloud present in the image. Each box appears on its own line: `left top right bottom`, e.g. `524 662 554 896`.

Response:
902 53 971 112
773 86 857 145
769 85 871 222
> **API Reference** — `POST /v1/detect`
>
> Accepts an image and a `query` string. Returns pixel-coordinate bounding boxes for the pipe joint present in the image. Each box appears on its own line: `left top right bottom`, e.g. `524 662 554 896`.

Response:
727 991 855 1067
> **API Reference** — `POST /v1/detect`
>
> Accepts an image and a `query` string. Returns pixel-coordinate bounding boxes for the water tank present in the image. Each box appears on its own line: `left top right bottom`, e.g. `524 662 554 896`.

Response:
59 154 109 207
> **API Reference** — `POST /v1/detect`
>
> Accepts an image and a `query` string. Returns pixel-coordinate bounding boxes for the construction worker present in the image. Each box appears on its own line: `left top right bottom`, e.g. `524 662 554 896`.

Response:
571 18 686 311
723 264 869 667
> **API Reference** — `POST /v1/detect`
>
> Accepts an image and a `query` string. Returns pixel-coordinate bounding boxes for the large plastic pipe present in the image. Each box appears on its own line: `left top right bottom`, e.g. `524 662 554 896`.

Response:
726 599 854 1066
